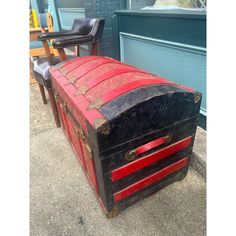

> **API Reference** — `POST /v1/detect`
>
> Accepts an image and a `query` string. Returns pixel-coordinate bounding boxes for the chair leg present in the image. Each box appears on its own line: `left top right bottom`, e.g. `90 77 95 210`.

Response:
75 45 80 57
57 48 67 61
48 89 61 128
91 42 98 55
38 83 47 104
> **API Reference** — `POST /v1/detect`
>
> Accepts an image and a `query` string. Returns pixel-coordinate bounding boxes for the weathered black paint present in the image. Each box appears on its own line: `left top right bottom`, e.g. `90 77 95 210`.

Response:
98 85 200 151
86 83 201 215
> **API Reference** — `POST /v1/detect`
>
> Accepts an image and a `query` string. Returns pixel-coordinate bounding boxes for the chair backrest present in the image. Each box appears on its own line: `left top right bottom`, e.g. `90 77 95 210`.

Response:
91 18 105 41
71 18 105 41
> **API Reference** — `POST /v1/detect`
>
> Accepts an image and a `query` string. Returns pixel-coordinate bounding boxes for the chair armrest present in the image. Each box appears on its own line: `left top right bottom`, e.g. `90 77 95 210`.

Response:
37 31 72 41
52 35 94 49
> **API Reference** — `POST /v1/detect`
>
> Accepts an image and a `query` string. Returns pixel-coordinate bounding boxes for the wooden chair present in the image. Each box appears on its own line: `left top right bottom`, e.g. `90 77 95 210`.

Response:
29 13 56 84
30 13 56 57
32 18 105 127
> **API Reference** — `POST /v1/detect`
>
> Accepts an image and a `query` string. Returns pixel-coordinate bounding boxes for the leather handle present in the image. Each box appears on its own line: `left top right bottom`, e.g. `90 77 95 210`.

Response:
125 135 171 161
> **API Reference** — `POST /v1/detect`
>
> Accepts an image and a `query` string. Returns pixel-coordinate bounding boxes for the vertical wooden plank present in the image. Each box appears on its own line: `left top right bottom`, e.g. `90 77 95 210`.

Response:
48 0 61 31
57 48 67 61
75 45 80 57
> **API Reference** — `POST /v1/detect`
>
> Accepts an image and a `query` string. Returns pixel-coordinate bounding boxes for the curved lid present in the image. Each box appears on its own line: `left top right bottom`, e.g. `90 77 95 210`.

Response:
49 56 196 134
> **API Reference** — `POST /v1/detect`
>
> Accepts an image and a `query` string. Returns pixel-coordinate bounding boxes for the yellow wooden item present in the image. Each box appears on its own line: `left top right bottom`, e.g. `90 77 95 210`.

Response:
32 9 39 28
29 9 39 28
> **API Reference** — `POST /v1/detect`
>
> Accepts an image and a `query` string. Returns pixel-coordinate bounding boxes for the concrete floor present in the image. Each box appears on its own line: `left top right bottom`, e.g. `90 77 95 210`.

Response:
30 84 206 236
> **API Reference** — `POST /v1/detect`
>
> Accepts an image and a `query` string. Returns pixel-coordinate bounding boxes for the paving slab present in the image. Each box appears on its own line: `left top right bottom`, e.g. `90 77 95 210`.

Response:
30 84 206 236
192 127 207 178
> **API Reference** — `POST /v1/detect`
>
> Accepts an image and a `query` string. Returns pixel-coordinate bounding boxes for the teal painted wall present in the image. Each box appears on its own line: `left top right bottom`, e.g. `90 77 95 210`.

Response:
58 8 85 30
54 0 85 30
120 33 206 116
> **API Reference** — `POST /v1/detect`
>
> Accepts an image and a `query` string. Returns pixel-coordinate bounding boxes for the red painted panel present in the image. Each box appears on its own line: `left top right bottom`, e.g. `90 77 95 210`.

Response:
56 98 71 141
113 157 188 202
52 76 89 134
51 68 106 130
74 63 134 88
59 56 99 76
58 55 109 70
136 136 169 155
55 80 99 192
65 115 86 168
111 136 192 182
66 60 120 83
85 73 175 102
87 79 178 108
57 55 93 69
80 138 99 193
80 68 151 93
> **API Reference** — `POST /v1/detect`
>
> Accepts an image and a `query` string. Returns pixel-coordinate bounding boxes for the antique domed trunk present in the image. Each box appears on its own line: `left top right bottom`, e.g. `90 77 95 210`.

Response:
49 56 201 217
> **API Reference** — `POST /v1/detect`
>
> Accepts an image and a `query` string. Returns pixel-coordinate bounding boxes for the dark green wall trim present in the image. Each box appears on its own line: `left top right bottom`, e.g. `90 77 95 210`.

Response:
113 9 206 59
198 114 206 130
114 9 206 18
36 0 45 13
112 14 119 58
120 0 129 9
